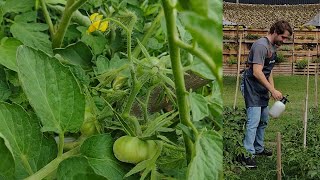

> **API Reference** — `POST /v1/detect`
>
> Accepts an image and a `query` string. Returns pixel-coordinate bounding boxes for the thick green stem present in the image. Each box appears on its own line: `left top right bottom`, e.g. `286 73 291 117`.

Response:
24 147 80 180
132 10 164 58
40 0 54 38
162 0 198 163
58 133 64 157
52 0 88 48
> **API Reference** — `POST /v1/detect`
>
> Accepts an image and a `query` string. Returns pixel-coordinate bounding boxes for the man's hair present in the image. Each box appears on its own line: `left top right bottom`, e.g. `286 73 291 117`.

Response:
269 20 292 36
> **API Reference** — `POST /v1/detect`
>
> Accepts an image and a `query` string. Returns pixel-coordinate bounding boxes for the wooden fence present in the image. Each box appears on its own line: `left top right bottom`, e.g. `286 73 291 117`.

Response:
223 63 320 76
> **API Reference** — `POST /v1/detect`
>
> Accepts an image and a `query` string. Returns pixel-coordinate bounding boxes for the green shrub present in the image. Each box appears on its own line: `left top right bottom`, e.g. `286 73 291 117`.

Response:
306 36 315 40
226 55 237 65
312 57 320 63
296 59 308 69
276 53 286 63
245 34 260 40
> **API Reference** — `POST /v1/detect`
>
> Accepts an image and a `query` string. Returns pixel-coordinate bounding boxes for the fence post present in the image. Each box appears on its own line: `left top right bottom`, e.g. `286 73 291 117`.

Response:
277 132 282 180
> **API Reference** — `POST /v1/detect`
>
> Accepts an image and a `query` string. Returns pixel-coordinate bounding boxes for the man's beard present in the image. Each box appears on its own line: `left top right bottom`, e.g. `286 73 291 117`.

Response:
275 40 283 46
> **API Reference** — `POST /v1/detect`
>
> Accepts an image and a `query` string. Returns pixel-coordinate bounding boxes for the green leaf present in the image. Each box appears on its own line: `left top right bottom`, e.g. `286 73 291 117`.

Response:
208 0 222 22
78 27 107 55
0 79 11 101
187 130 223 180
10 22 52 55
180 10 222 79
0 37 22 71
54 41 93 69
177 0 208 17
3 0 34 13
0 8 3 25
189 92 209 122
17 46 85 134
57 156 106 180
142 111 178 137
207 81 223 118
0 102 57 179
0 137 15 177
147 37 163 50
80 134 126 180
177 123 195 142
14 11 37 23
46 0 66 5
191 57 216 80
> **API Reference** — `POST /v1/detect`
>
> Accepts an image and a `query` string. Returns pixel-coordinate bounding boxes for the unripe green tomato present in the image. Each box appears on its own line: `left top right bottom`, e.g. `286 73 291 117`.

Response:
80 119 97 136
113 136 157 164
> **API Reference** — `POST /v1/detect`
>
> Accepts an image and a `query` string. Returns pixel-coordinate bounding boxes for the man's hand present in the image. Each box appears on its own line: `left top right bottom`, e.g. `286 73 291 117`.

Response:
270 89 283 101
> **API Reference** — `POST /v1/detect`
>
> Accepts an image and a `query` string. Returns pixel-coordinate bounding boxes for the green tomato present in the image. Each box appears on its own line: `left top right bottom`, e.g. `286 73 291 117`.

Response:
113 136 157 164
80 119 97 136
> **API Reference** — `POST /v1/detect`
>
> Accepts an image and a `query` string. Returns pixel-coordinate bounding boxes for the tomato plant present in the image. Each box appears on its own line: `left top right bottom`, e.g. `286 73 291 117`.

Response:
0 0 223 179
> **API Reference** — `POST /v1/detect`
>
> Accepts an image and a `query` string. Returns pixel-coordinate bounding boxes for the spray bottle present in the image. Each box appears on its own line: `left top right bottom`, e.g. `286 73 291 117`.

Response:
269 95 289 118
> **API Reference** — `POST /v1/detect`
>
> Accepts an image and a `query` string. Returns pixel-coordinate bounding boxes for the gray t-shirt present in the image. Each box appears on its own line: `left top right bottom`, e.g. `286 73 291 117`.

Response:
242 37 276 108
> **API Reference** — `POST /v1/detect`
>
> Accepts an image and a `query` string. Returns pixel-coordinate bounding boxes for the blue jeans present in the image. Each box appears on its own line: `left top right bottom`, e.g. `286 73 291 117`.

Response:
243 106 269 154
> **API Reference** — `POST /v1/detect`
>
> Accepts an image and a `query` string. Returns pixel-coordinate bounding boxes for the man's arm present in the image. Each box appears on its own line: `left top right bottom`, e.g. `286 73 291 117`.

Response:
268 71 274 89
253 64 282 100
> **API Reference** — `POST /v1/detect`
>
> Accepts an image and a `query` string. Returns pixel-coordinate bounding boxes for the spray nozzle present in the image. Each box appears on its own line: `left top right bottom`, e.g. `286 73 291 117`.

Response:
281 94 289 104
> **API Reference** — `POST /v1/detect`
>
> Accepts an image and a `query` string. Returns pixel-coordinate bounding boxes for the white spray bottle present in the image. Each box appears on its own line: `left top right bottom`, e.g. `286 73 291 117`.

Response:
269 95 289 118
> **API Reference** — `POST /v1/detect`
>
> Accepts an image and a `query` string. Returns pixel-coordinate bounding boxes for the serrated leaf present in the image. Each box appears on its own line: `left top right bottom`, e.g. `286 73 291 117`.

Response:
0 79 11 101
147 38 163 50
57 156 106 180
54 41 93 69
80 134 126 180
10 22 52 55
142 111 178 137
191 58 216 80
0 37 22 71
0 137 15 177
189 92 209 122
3 0 34 13
180 9 222 82
17 46 85 134
207 81 223 118
0 102 57 179
187 130 223 180
14 11 37 23
178 0 208 17
78 27 107 55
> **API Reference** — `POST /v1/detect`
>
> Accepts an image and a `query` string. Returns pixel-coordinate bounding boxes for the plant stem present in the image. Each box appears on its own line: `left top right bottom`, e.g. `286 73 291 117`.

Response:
40 0 54 38
162 0 198 163
110 16 142 135
132 10 164 58
58 133 64 157
24 146 80 180
52 0 88 48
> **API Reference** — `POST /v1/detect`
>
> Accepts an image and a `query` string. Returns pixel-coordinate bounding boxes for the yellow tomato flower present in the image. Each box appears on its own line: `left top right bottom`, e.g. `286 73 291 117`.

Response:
90 13 103 22
99 21 108 32
87 13 109 34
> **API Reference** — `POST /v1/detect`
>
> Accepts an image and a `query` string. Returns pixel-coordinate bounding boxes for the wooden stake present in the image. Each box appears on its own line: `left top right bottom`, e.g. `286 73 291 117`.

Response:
303 50 310 148
233 34 242 110
315 63 318 109
277 132 282 180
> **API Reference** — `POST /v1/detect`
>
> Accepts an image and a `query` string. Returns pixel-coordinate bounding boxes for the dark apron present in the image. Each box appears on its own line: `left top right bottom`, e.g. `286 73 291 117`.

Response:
242 38 276 108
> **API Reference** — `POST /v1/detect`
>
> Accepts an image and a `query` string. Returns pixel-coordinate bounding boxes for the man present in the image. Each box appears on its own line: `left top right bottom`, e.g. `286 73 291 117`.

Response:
240 20 292 168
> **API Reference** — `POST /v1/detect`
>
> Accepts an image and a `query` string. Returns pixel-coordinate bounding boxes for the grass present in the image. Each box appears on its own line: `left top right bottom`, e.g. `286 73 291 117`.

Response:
223 75 320 179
